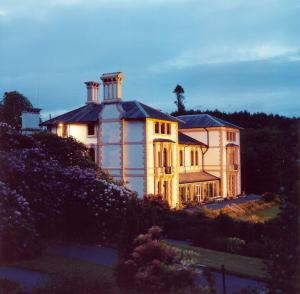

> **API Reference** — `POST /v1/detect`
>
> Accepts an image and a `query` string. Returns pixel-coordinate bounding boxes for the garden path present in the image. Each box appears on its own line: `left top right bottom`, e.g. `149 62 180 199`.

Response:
205 194 261 210
0 242 266 293
0 266 48 291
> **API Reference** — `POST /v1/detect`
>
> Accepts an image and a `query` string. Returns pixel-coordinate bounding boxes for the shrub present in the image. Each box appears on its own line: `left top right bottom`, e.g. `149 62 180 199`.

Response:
116 226 196 294
243 242 268 259
262 192 278 203
32 132 95 169
226 237 246 254
0 181 40 262
0 123 133 244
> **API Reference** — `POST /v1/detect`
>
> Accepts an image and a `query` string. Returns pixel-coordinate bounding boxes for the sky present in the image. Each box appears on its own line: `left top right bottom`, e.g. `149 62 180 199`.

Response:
0 0 299 118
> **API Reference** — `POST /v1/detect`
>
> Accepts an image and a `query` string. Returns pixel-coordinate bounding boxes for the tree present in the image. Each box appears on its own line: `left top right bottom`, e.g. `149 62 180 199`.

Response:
0 91 33 130
266 181 300 294
173 85 186 114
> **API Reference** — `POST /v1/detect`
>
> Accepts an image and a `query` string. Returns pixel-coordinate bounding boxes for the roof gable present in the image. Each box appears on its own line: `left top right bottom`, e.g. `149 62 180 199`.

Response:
178 132 207 146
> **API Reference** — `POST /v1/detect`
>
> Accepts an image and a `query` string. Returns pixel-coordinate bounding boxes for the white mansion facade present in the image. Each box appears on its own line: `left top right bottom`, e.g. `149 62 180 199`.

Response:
40 72 241 208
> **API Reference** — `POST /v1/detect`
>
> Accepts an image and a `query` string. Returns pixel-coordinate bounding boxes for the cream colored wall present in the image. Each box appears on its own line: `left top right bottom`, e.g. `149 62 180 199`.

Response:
178 145 203 173
145 118 179 208
68 124 97 145
180 127 241 197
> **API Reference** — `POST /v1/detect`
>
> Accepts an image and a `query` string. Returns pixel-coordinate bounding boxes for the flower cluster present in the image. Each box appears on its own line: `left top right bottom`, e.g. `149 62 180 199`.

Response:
0 181 39 261
0 123 133 254
116 226 196 293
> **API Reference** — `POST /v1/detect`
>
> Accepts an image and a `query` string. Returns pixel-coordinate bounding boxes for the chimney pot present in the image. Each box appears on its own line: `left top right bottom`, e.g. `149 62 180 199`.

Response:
100 72 124 103
85 81 100 104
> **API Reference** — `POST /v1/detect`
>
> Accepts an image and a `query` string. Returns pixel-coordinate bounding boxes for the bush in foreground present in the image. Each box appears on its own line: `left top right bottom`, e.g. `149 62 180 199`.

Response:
0 181 40 262
116 226 196 294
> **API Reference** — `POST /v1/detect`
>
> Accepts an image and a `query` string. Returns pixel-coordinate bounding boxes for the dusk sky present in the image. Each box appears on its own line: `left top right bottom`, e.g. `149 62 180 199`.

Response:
0 0 299 119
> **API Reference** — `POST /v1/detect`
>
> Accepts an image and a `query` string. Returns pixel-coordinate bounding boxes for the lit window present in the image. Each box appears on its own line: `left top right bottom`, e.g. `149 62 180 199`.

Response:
62 124 68 137
87 123 95 136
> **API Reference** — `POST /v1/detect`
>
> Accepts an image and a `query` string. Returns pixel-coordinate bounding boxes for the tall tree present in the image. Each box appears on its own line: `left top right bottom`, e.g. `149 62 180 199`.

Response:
0 91 33 130
173 85 186 114
0 91 33 129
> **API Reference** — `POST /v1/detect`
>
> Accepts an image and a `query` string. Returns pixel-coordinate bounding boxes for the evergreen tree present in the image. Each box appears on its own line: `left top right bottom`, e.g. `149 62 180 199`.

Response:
173 85 186 114
0 91 33 129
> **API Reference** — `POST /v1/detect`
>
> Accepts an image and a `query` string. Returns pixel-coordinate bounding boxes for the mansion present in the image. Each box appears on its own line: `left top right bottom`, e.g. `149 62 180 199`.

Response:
32 72 241 208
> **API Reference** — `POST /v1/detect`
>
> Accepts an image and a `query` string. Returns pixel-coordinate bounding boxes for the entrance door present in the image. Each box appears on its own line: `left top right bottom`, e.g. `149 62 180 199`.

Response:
228 174 236 196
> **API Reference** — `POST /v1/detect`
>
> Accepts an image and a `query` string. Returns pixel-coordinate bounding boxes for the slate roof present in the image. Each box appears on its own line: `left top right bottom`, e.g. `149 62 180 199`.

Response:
121 101 181 122
179 171 219 184
178 132 207 146
178 114 241 129
41 103 103 126
41 100 181 126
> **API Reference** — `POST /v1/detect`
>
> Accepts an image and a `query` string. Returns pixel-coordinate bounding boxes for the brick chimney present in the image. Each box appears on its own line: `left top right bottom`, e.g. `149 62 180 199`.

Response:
100 72 124 103
85 81 100 104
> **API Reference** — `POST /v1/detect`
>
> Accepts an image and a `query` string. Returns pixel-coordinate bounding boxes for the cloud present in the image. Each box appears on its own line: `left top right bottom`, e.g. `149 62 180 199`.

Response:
0 8 8 17
149 44 300 72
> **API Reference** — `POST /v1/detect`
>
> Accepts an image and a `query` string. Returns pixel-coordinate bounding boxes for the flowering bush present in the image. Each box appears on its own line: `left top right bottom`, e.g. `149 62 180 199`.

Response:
0 123 133 246
116 226 196 293
0 181 39 261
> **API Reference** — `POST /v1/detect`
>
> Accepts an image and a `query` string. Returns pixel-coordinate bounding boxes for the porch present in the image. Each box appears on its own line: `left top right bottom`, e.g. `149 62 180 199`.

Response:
179 171 221 205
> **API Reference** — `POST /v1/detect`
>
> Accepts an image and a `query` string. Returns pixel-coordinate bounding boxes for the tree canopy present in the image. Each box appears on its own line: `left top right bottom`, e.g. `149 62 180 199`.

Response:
0 91 33 130
173 85 186 114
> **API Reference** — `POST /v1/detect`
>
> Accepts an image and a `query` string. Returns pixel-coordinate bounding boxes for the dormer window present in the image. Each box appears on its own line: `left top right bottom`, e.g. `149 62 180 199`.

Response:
87 123 95 136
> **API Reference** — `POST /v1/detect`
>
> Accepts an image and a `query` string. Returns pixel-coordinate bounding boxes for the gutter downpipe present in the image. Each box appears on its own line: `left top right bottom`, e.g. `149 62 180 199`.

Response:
201 127 209 172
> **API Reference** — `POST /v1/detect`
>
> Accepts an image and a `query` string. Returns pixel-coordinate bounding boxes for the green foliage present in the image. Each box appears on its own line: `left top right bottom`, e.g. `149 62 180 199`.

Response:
266 182 300 294
226 237 246 254
116 226 197 294
0 123 132 252
0 91 33 129
32 132 95 169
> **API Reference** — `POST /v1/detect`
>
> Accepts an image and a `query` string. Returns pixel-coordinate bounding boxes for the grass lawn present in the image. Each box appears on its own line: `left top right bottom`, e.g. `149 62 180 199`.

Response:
171 243 268 281
4 252 115 286
253 204 281 221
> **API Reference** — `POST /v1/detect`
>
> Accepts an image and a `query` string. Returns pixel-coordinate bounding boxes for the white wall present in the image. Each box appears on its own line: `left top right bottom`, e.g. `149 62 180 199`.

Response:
126 177 145 197
102 122 121 143
68 124 97 145
125 121 144 142
125 144 144 168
